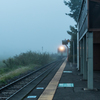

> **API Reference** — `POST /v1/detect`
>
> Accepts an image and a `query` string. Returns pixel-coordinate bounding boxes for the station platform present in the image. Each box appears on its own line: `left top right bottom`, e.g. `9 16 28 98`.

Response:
38 59 100 100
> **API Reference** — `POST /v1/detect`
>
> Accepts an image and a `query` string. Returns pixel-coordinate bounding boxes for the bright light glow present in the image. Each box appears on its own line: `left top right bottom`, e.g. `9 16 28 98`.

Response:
59 46 65 52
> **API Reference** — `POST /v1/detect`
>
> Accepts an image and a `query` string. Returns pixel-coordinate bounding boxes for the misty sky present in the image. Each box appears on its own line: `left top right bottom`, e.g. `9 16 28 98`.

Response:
0 0 75 58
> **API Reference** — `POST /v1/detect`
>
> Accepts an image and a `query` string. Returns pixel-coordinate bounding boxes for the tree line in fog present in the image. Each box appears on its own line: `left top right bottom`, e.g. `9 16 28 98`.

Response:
2 51 56 69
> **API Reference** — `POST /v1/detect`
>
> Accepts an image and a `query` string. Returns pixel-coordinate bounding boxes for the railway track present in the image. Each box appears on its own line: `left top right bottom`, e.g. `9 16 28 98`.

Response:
0 59 65 100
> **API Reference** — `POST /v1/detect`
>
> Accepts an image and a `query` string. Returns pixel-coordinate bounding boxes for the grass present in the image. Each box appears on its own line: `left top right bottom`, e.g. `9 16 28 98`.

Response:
0 51 58 86
0 64 40 85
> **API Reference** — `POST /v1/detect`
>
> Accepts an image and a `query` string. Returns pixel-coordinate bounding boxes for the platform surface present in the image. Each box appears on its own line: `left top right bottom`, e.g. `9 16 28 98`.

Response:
38 60 100 100
38 58 67 100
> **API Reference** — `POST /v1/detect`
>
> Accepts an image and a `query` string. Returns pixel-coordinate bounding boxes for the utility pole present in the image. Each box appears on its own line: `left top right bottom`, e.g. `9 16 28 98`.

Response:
42 47 43 53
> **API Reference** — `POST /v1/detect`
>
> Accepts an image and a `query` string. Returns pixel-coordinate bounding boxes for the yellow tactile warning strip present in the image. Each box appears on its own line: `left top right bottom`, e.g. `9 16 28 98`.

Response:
38 58 67 100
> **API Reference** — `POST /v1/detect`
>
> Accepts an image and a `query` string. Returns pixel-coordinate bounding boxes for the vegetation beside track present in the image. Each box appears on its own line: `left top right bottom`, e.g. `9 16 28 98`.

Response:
0 64 39 85
0 51 58 86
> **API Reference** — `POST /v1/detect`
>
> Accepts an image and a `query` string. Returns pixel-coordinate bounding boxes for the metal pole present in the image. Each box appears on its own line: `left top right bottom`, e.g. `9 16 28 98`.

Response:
73 41 75 64
66 45 69 61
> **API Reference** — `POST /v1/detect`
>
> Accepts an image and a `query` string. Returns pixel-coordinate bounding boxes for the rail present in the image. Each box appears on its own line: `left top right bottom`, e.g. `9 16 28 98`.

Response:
0 58 65 100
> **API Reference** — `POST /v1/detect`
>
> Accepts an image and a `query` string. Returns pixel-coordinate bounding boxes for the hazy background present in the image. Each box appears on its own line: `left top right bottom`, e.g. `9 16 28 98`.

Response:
0 0 75 59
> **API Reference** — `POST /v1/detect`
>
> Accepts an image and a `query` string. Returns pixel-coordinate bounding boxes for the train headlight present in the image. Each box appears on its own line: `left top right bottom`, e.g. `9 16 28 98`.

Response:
59 46 65 52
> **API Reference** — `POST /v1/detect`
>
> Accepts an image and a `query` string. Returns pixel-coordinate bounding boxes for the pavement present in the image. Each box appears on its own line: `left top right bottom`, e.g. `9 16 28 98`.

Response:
53 62 100 100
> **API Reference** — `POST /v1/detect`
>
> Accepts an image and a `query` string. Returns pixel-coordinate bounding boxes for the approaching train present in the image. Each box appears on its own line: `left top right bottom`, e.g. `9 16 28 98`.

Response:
57 45 67 57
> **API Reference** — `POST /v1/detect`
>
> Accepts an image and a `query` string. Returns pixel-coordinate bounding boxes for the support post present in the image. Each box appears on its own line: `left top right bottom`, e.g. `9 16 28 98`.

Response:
85 32 93 90
77 32 79 70
73 41 75 65
83 36 87 80
80 40 83 74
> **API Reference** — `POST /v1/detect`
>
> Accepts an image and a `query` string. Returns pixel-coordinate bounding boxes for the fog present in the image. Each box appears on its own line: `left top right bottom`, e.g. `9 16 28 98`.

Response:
0 0 75 59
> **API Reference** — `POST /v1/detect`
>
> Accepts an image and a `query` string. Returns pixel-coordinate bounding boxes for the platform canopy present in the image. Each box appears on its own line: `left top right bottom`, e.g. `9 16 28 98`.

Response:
78 0 100 39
